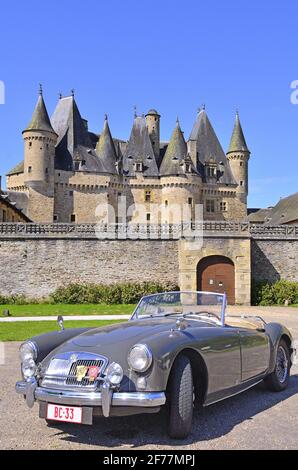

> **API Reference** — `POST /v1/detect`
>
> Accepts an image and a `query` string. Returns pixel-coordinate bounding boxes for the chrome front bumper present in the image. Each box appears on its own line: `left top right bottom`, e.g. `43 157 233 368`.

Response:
15 379 166 418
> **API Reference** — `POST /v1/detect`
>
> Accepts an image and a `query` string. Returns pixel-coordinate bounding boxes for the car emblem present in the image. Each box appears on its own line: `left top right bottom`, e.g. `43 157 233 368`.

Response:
88 366 100 382
76 365 88 382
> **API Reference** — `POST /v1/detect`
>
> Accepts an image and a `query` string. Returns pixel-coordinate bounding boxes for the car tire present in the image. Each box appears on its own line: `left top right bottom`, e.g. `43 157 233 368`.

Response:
167 354 193 439
264 339 290 392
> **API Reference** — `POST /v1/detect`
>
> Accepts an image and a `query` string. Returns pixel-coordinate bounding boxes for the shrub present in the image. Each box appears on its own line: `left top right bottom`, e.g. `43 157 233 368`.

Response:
252 280 298 306
50 282 179 305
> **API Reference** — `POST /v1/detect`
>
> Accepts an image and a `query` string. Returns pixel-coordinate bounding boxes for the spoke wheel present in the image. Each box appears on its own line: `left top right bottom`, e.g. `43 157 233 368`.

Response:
264 339 290 392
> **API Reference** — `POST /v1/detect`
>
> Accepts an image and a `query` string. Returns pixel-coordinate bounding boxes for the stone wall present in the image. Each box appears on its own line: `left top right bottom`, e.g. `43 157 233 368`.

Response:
0 238 179 298
251 239 298 283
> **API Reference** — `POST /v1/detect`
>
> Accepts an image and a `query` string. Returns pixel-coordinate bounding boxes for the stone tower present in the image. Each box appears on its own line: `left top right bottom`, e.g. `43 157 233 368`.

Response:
226 112 250 205
145 109 160 160
22 87 58 222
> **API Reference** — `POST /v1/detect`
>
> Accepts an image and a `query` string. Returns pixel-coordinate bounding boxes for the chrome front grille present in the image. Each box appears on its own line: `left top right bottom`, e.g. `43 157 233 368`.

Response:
41 352 108 390
66 359 105 387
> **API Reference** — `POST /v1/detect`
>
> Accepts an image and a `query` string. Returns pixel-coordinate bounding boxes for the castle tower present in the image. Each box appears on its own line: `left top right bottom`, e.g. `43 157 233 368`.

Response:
22 87 58 222
145 109 160 160
96 115 117 174
226 111 250 205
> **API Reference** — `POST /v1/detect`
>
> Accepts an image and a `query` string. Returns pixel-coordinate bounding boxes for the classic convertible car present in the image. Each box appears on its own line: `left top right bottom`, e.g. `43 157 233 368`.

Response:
16 291 296 439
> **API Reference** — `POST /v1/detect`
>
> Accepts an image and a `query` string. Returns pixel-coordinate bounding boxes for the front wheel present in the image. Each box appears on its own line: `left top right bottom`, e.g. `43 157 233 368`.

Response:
264 339 290 392
167 355 193 439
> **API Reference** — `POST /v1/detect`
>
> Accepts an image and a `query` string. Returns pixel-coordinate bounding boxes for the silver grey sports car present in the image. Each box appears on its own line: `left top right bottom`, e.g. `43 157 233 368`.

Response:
16 291 296 439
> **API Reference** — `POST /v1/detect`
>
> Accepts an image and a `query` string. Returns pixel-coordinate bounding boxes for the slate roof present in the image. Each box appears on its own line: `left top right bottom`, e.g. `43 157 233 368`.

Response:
23 94 56 135
264 193 298 225
95 116 118 174
189 109 237 185
6 161 24 176
0 191 31 221
247 208 273 223
51 96 105 172
160 120 188 176
122 116 159 177
227 112 250 154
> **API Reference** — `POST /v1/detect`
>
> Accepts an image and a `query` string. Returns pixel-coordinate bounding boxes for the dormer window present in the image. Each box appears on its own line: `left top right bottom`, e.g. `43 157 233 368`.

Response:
185 163 192 173
74 162 80 171
135 162 143 172
206 164 217 178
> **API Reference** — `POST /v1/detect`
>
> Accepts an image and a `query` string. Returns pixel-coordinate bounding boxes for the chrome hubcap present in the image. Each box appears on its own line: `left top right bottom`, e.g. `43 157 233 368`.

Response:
276 346 288 384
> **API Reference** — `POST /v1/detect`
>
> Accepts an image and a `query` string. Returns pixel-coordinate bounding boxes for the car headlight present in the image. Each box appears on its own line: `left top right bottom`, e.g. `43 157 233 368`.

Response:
22 358 37 380
19 341 38 362
128 344 152 373
105 362 123 385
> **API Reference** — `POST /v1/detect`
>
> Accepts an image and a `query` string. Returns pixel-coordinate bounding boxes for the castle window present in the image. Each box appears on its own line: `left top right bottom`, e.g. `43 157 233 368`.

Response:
45 168 48 174
135 162 143 172
188 197 193 206
28 166 32 173
29 142 32 148
240 180 244 186
146 213 151 221
206 165 216 178
165 200 168 207
53 214 58 222
69 191 73 196
74 162 80 171
185 163 192 173
2 209 7 222
220 201 227 212
206 199 215 213
145 190 152 202
240 161 243 166
70 214 76 222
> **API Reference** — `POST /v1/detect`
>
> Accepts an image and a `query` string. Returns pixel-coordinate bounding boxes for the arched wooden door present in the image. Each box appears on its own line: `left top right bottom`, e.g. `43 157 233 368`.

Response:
197 256 235 305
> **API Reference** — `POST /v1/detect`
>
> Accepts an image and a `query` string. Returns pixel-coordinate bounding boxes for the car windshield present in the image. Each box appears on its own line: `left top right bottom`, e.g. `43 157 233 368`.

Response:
133 291 225 323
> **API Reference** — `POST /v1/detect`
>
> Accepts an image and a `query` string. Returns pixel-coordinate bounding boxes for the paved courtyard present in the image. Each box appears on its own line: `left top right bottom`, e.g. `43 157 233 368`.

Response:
0 306 297 450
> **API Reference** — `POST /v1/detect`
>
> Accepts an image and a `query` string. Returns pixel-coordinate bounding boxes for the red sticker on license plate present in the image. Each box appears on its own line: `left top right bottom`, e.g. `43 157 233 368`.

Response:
46 404 82 423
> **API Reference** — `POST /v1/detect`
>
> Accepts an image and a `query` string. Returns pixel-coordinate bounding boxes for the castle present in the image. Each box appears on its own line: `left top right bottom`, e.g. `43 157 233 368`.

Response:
6 89 250 224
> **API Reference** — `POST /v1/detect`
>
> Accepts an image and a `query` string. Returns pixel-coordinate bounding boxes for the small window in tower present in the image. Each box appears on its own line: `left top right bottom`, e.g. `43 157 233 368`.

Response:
70 214 76 222
220 201 227 212
135 162 143 172
74 162 80 171
45 168 48 174
53 214 58 222
165 200 168 207
28 166 32 173
145 190 152 202
29 142 32 148
206 199 215 213
188 197 193 206
69 191 73 196
240 161 243 166
185 163 192 173
46 144 49 149
240 180 244 186
146 213 151 221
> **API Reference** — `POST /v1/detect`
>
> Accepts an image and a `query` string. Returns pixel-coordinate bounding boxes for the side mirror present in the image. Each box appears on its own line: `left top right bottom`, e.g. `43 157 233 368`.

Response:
57 315 65 331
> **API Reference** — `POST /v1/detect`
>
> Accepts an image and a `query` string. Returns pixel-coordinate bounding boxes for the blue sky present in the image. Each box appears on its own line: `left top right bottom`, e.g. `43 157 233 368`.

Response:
0 0 297 208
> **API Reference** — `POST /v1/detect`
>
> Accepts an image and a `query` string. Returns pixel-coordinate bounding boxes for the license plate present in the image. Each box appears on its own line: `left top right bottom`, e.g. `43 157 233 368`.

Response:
46 404 82 424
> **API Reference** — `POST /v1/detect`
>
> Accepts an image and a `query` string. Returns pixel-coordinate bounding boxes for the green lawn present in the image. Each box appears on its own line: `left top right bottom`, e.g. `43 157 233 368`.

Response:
0 319 125 341
0 304 135 317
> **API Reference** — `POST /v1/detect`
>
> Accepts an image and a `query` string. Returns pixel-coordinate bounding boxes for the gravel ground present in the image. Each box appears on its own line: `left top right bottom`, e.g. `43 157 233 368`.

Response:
0 307 297 450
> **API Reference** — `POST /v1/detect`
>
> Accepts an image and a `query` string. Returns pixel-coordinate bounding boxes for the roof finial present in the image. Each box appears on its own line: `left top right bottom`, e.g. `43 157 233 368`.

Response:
176 116 180 125
59 92 62 100
71 88 75 98
236 108 239 117
104 113 108 121
134 105 137 118
202 103 206 110
39 83 43 96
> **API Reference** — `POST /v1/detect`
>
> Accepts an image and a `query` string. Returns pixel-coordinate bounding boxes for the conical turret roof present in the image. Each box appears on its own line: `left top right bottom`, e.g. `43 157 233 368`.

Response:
189 109 236 184
160 119 188 176
227 112 250 153
95 116 117 174
23 93 56 134
123 115 159 177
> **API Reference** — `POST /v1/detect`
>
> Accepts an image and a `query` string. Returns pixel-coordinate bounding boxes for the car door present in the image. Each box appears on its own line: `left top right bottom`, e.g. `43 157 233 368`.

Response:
239 329 271 381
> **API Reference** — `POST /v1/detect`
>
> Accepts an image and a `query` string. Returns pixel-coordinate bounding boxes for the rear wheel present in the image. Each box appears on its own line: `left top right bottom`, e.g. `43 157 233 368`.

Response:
167 355 193 439
264 339 290 392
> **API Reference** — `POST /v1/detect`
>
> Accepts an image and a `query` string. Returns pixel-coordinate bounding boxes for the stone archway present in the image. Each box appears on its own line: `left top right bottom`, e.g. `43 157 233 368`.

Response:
197 255 235 305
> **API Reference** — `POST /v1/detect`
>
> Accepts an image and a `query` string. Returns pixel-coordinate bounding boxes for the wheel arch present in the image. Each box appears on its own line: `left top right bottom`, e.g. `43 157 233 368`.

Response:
166 348 209 405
